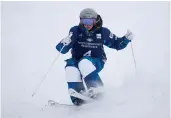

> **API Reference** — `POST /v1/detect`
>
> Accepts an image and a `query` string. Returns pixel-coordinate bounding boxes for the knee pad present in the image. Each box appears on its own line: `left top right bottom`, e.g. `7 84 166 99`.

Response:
78 59 96 79
65 66 82 82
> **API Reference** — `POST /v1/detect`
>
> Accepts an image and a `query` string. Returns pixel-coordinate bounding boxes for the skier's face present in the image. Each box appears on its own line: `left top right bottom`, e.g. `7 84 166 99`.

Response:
81 18 96 30
84 24 94 30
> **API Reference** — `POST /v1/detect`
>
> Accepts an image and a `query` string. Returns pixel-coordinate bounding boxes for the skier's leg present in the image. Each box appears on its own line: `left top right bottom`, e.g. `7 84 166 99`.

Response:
65 58 85 105
78 57 105 98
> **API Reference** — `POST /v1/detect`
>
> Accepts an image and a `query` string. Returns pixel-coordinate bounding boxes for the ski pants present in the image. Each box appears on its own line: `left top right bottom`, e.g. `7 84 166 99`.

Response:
65 56 104 93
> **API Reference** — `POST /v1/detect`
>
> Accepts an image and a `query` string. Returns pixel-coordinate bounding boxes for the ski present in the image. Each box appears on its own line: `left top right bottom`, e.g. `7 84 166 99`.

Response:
68 88 94 102
48 100 76 107
47 88 102 108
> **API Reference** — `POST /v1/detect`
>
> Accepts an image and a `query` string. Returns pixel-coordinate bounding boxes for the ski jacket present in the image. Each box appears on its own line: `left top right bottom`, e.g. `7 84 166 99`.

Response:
56 15 130 61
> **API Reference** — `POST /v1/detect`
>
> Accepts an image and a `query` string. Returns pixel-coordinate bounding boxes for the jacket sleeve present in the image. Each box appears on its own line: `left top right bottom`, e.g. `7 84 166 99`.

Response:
56 26 77 54
102 28 131 50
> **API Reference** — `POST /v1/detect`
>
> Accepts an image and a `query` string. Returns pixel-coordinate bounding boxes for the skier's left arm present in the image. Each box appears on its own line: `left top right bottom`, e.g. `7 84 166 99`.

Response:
103 28 133 50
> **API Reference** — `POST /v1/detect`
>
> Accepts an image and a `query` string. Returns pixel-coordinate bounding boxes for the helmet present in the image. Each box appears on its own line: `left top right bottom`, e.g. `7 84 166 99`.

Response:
80 8 97 19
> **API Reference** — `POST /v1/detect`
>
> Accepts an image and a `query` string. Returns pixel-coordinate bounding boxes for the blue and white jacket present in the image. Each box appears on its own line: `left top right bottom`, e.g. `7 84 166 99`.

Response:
56 21 130 62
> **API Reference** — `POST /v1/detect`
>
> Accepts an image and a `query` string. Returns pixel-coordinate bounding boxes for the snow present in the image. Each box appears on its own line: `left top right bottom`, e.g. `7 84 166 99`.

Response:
1 1 170 118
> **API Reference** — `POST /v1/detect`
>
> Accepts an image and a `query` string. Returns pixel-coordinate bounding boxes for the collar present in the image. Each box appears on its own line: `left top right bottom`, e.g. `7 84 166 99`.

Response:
78 24 101 36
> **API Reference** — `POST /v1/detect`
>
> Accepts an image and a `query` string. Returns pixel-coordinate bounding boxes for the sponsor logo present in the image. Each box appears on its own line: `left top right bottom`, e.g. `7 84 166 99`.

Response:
96 34 101 39
79 33 83 37
86 38 93 42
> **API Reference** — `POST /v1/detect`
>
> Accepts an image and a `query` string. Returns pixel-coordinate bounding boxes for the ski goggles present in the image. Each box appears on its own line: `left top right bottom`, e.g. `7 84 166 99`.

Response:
80 18 96 25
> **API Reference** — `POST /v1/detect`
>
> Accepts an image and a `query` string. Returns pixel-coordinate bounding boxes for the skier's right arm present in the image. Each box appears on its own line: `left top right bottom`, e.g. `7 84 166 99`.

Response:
56 27 77 54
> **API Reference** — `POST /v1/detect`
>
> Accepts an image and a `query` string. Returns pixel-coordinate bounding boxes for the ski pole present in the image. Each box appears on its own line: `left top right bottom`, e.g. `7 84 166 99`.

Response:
32 45 65 97
32 33 73 97
82 77 88 92
130 42 137 74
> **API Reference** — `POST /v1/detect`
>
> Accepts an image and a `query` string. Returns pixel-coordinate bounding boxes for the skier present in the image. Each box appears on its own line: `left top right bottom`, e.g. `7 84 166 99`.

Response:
56 8 133 105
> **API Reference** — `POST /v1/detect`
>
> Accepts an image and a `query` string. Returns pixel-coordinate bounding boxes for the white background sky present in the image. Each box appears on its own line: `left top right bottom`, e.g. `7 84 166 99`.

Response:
1 1 170 118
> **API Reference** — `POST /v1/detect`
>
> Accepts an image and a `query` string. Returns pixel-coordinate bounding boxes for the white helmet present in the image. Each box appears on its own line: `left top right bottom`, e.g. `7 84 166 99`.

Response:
80 8 97 19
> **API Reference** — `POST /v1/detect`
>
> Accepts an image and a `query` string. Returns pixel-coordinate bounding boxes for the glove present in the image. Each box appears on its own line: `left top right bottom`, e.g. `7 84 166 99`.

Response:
61 32 73 46
125 30 133 40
